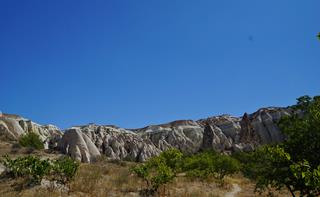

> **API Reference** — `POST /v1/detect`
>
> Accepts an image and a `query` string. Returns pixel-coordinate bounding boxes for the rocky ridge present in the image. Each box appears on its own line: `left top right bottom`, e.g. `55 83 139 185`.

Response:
0 107 293 162
0 113 62 149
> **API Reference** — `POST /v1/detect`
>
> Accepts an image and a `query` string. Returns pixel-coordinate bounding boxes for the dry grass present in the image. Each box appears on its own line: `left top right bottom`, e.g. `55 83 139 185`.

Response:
0 140 63 160
0 142 291 197
0 159 292 197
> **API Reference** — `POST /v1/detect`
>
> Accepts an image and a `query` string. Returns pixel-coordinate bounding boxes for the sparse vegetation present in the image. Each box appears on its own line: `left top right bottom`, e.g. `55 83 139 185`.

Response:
131 148 241 196
1 155 50 184
182 151 240 182
1 155 79 185
2 95 319 196
131 148 180 195
0 148 286 197
50 156 80 184
19 133 44 150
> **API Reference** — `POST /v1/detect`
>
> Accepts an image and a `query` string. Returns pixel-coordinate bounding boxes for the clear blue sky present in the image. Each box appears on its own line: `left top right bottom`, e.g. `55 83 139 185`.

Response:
1 0 319 129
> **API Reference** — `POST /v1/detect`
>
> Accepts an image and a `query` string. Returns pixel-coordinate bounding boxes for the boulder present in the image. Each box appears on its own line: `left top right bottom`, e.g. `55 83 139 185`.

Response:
58 128 101 162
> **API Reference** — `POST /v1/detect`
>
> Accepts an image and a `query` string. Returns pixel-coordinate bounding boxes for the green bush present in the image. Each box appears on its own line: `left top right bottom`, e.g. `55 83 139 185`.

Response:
131 148 182 194
150 162 174 191
238 96 320 196
182 151 217 179
157 148 183 171
1 155 50 183
132 148 240 194
1 155 79 185
213 155 240 180
19 132 44 150
182 150 239 181
50 156 79 184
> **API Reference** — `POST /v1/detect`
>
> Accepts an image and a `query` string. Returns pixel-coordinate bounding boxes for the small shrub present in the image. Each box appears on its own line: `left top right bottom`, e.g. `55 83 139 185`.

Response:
19 132 44 150
150 162 174 191
131 164 150 187
1 155 79 185
50 156 79 184
131 149 182 195
157 148 183 171
1 155 50 183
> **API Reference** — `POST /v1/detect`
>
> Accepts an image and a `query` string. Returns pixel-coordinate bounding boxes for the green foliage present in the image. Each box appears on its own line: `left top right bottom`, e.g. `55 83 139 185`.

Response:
19 132 44 150
131 148 182 194
1 155 79 185
1 155 50 183
149 162 174 190
131 164 150 187
240 146 293 192
317 32 320 40
182 151 217 179
156 148 183 171
239 95 320 197
132 149 240 194
214 155 240 180
182 151 240 181
279 96 320 167
242 146 320 196
50 156 79 184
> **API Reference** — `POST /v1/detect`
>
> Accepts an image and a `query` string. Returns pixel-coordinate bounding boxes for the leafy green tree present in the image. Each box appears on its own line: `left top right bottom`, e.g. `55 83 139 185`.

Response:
242 96 320 197
279 96 320 168
131 148 181 194
214 155 240 181
131 164 150 187
156 148 183 171
149 161 174 191
182 151 217 179
243 146 295 194
19 132 44 150
182 151 240 181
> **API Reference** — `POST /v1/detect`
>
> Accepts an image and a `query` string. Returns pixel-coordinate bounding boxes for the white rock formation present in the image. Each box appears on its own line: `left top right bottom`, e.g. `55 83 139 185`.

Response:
0 113 62 149
0 107 293 162
58 128 101 162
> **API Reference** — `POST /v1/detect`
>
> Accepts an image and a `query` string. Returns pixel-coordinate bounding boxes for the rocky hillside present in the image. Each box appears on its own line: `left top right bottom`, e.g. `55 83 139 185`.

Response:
0 107 293 162
0 113 62 149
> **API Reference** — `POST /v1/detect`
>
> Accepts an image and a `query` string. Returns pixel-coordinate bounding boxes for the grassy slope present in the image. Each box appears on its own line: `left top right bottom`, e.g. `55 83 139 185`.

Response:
0 141 290 197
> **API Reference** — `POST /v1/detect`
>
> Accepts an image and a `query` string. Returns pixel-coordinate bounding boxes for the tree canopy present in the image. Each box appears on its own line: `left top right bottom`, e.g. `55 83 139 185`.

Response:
241 96 320 197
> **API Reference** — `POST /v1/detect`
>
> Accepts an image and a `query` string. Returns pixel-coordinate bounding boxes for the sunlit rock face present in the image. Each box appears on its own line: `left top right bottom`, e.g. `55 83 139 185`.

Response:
239 107 292 145
58 125 161 162
0 107 293 163
58 128 101 163
0 114 62 149
135 120 205 154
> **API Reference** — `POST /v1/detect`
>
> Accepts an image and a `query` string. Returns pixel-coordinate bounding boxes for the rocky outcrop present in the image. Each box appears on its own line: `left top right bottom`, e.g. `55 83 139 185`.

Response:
136 120 204 154
58 125 161 162
0 114 62 149
241 107 292 144
201 124 233 151
58 128 101 163
0 106 293 162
